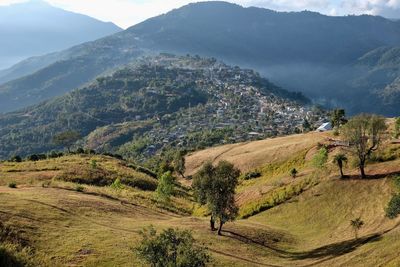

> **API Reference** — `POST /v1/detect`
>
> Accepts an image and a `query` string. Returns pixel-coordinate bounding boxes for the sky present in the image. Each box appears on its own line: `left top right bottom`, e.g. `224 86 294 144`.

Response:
0 0 399 28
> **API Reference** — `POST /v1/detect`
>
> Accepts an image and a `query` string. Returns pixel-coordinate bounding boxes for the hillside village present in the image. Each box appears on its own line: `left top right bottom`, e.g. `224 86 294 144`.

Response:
109 55 328 160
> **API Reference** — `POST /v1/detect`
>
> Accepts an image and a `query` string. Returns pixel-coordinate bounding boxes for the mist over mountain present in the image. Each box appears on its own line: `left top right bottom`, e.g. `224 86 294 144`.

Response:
0 0 121 70
1 1 400 114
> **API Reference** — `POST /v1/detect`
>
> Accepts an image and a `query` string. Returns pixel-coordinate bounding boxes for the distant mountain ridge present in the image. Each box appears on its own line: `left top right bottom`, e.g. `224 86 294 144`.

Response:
1 1 400 114
0 0 121 70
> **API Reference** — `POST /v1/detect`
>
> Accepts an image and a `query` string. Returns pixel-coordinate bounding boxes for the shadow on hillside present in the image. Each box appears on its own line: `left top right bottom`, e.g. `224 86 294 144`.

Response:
0 248 26 267
222 227 396 264
345 170 400 180
221 230 292 255
291 233 382 260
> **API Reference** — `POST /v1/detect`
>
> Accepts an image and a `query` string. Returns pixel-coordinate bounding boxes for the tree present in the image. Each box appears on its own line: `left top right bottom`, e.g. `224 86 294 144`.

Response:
302 119 311 132
350 217 364 239
53 130 80 153
193 161 240 235
290 168 298 178
385 194 400 219
10 155 22 163
333 153 348 178
156 171 175 201
312 147 328 169
136 226 210 267
330 109 347 129
342 114 387 178
172 150 186 178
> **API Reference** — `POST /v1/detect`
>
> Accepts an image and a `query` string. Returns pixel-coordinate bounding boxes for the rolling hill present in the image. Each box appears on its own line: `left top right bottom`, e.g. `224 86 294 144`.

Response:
1 127 399 266
2 1 400 114
0 0 121 71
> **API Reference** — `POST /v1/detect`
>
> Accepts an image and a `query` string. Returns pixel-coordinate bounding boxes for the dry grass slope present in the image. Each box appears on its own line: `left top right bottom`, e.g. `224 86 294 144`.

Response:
1 129 400 266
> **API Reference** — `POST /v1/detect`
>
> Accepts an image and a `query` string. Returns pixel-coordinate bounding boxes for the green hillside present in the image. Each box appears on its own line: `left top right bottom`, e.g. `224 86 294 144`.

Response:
0 54 321 161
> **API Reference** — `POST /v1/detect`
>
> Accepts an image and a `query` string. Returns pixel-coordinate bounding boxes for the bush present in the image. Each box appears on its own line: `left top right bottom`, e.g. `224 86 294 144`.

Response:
48 151 61 159
156 172 175 201
75 185 85 192
110 178 124 190
10 156 22 163
243 171 261 180
136 226 210 267
290 168 298 178
312 147 328 169
8 182 17 189
386 194 400 219
27 154 39 161
90 160 97 169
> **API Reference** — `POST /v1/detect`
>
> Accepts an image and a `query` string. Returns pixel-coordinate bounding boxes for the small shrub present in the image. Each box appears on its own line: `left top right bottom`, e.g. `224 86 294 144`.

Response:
90 159 97 169
48 151 60 159
290 168 298 178
9 156 22 163
27 154 39 162
333 129 339 136
386 194 400 219
350 217 364 239
8 182 17 189
244 171 261 180
75 185 85 192
41 181 51 188
110 178 124 190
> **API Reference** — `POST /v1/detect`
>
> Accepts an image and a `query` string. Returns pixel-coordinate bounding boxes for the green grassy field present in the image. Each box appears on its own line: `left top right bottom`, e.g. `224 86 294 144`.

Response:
1 131 400 266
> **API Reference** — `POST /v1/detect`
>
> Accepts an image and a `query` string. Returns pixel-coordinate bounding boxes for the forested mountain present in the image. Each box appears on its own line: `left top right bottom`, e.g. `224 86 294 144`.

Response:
0 55 325 160
305 46 400 116
0 0 121 71
2 1 400 114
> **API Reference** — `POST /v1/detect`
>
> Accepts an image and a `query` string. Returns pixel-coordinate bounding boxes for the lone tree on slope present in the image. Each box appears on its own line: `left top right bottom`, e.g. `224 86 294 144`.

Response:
333 153 348 178
342 114 387 179
193 160 240 235
350 217 364 240
330 108 347 129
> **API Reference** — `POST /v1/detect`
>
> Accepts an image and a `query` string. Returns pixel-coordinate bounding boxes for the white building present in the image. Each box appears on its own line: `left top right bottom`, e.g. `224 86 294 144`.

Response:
317 122 332 132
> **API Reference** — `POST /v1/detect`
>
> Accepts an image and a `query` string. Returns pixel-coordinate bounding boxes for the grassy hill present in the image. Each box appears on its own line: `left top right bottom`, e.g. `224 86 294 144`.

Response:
1 129 400 266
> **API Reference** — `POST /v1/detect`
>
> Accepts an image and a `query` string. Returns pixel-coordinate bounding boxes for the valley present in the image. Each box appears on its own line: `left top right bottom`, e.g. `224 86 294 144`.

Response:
1 1 400 266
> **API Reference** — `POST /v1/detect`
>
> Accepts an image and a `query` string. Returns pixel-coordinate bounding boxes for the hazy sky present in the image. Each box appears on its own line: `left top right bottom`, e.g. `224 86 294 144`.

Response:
1 0 399 28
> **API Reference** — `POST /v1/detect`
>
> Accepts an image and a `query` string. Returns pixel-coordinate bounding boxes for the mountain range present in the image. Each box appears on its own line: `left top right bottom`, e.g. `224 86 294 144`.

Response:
1 1 400 115
0 0 121 70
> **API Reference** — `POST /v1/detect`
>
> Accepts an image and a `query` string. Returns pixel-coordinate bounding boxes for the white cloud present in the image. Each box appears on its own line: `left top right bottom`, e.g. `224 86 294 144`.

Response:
339 0 400 17
0 0 399 28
